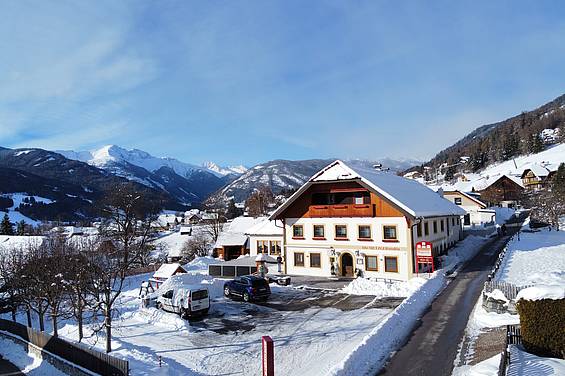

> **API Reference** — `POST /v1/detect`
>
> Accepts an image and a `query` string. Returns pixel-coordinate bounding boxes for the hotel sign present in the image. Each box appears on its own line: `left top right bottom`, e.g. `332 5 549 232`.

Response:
415 241 434 274
416 241 432 257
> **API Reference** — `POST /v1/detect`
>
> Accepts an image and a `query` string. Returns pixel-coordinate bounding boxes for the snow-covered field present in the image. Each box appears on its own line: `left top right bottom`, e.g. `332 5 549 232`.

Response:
1 192 53 225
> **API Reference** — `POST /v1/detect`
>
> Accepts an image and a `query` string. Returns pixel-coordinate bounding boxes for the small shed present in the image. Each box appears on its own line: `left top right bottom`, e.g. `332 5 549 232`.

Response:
149 263 187 289
179 226 192 236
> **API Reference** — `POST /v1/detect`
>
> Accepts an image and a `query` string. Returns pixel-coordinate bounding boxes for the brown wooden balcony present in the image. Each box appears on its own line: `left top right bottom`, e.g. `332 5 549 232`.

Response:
308 204 375 218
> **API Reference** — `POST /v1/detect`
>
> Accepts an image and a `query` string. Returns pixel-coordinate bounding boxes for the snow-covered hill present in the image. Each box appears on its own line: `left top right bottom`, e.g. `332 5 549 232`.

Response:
201 161 248 176
428 142 565 192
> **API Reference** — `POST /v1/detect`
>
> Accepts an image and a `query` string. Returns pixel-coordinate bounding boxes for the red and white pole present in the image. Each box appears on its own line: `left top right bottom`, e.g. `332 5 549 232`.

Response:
262 336 274 376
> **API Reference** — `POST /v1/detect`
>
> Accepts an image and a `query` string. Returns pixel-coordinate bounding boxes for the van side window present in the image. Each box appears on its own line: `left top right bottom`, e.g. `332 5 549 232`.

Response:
164 290 173 298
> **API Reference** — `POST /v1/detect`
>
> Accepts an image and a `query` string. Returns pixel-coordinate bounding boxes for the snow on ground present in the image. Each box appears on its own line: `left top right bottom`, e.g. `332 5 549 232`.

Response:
452 353 501 376
0 336 66 375
183 256 220 274
507 344 565 375
331 234 492 376
496 226 565 287
1 193 53 226
341 276 426 297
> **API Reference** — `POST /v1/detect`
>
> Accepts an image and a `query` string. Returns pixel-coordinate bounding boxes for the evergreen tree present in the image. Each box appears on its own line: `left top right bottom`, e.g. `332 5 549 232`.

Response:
16 220 26 235
501 131 520 161
527 133 544 154
225 199 241 219
0 213 14 235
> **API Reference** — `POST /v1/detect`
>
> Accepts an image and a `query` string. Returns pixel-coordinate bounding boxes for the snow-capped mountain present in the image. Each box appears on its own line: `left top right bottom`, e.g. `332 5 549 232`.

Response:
56 145 232 204
202 161 248 176
210 158 421 203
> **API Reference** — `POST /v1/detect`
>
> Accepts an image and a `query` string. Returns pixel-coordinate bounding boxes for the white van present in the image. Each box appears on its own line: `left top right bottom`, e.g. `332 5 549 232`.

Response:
156 285 210 318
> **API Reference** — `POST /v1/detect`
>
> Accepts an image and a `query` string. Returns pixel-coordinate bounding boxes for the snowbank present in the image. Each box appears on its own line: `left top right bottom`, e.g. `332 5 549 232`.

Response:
484 289 508 302
507 344 565 375
452 353 501 376
184 256 220 273
341 276 426 298
0 336 65 375
516 284 565 301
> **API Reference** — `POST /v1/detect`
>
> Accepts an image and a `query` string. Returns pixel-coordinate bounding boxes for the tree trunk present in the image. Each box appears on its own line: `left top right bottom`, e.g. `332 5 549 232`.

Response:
26 309 32 328
77 308 83 342
38 312 44 332
105 312 112 353
11 308 16 322
51 311 58 337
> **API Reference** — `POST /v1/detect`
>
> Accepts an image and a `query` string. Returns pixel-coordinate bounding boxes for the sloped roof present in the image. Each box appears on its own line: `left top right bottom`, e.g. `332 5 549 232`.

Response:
520 163 556 178
214 216 265 248
442 190 487 209
153 263 186 279
270 160 466 219
245 218 283 236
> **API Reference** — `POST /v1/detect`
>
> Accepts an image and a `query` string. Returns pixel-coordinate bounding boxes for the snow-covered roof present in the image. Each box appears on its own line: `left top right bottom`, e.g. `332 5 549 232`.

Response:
245 218 283 236
442 190 487 209
214 216 265 248
271 160 466 219
153 263 186 279
0 235 45 252
520 163 558 178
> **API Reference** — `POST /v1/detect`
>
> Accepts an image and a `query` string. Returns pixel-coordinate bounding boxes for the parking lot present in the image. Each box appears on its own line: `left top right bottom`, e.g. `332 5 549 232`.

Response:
99 279 402 376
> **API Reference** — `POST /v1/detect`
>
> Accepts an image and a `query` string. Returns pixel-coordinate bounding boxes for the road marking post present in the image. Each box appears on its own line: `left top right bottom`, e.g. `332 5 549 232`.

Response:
262 336 274 376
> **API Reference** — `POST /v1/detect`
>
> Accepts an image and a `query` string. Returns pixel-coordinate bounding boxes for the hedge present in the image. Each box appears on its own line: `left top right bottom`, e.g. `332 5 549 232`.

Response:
516 298 565 359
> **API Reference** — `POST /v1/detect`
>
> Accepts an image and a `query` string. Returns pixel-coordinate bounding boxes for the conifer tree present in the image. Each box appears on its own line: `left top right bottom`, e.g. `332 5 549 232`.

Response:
1 213 14 235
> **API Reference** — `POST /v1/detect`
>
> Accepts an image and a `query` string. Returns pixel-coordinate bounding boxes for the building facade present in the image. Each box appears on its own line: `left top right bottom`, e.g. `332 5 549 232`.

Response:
442 190 496 227
270 161 466 281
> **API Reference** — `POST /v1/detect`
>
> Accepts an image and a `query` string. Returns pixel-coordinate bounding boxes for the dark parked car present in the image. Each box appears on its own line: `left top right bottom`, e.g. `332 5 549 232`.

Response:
224 275 271 302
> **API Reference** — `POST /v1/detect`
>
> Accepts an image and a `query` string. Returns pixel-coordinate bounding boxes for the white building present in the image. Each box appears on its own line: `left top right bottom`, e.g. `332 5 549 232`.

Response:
246 218 283 258
442 190 496 227
270 160 466 281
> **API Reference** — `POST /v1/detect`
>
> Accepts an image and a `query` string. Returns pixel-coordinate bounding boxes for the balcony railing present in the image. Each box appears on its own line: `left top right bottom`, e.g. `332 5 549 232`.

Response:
308 204 374 217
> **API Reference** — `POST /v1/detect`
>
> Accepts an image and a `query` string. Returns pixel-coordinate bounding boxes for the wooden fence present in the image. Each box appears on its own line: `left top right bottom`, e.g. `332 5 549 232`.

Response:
498 324 522 376
0 319 128 376
484 281 531 300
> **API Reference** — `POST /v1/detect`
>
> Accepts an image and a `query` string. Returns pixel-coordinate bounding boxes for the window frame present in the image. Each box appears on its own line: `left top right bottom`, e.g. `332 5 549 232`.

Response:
433 221 438 234
334 224 348 240
309 252 321 268
269 240 281 255
256 240 268 254
358 225 372 240
382 225 398 242
365 255 378 271
292 224 304 239
417 222 422 237
384 256 399 273
440 219 444 232
424 221 429 236
313 224 325 239
454 197 462 205
294 252 305 267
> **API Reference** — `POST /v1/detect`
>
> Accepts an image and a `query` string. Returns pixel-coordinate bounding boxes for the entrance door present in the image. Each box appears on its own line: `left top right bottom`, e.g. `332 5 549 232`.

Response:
341 253 354 277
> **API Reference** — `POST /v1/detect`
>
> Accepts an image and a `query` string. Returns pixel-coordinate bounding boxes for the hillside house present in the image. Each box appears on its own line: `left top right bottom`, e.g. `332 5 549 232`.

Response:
442 190 496 227
520 164 557 191
474 175 524 207
269 160 466 281
403 171 423 180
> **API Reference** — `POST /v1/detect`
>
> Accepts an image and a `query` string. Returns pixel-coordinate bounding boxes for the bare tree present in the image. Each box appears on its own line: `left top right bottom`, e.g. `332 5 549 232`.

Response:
94 183 162 352
181 236 211 262
203 214 226 243
0 247 26 322
246 186 274 217
19 243 50 332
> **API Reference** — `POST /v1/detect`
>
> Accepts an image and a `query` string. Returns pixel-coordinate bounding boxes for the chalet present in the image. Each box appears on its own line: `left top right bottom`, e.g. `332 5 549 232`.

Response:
213 216 264 261
179 225 192 236
149 263 186 289
474 175 524 207
520 164 557 191
246 218 283 258
269 160 466 281
403 171 423 180
442 190 496 227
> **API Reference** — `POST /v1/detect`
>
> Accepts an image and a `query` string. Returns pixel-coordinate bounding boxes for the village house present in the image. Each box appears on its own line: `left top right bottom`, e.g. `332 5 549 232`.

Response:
403 171 423 180
442 190 496 227
269 160 466 281
520 163 557 191
213 216 264 261
246 218 283 258
472 175 524 208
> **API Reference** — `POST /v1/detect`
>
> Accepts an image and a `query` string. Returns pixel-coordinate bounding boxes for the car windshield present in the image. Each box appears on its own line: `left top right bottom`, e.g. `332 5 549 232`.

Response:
191 290 208 300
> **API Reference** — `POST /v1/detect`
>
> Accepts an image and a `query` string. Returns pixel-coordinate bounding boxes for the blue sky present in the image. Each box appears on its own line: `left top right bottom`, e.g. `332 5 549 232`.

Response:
1 1 564 166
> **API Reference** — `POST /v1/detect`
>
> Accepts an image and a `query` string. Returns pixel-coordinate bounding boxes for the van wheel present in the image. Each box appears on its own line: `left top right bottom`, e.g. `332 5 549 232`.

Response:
243 292 250 302
224 287 231 297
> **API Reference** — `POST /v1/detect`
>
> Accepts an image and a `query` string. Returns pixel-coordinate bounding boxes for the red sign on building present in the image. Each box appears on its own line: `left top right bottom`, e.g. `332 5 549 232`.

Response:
415 241 434 274
262 336 274 376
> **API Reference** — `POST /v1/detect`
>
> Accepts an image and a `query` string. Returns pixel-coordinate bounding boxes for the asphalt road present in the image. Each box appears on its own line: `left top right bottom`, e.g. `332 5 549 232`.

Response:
379 231 518 376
